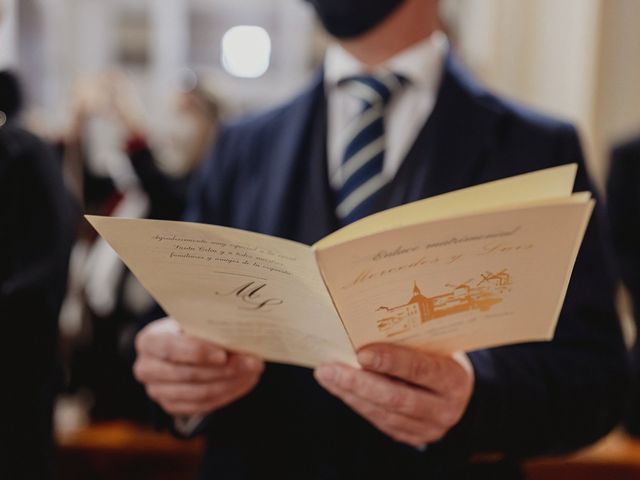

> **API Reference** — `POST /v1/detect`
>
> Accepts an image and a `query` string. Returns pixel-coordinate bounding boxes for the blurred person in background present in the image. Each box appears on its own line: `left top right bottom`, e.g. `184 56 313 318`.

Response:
0 69 80 478
62 70 222 225
110 70 222 221
58 70 222 422
606 134 640 437
57 73 149 423
133 0 629 479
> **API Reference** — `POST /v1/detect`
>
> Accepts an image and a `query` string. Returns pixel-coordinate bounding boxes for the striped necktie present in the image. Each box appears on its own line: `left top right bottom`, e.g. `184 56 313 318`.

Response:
335 72 405 226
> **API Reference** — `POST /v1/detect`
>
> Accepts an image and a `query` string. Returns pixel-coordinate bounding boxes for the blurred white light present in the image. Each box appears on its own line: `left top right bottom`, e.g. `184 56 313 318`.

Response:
221 25 271 79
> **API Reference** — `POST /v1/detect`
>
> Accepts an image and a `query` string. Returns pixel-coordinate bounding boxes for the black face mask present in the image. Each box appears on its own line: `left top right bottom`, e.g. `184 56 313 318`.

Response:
306 0 406 39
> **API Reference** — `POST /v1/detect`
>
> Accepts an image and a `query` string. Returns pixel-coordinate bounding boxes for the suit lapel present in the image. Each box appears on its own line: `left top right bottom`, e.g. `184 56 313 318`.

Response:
288 84 342 244
386 52 499 206
257 72 328 238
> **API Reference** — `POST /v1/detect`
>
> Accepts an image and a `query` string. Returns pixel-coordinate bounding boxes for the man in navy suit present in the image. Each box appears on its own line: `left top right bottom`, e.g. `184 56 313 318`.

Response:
133 1 629 478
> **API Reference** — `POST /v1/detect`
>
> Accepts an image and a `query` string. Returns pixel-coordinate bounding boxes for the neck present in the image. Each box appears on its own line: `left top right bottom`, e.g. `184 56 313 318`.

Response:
338 0 440 68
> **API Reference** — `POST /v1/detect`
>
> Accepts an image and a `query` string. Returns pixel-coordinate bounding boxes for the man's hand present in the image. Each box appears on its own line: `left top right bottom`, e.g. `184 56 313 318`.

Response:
134 317 264 416
314 344 474 448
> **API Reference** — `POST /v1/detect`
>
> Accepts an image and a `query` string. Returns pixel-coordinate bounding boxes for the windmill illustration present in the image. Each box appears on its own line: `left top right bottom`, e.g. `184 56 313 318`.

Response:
375 272 512 338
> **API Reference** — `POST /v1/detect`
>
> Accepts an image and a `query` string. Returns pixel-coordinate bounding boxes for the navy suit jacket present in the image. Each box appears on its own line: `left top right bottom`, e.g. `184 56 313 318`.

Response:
607 137 640 314
607 135 640 434
183 54 628 479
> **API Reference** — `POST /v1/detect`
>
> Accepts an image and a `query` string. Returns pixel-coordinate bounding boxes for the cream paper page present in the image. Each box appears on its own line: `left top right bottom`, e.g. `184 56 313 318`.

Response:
315 164 577 250
315 200 593 354
86 216 357 368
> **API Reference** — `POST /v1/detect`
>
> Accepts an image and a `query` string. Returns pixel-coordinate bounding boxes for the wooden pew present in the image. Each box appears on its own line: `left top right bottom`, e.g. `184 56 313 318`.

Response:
56 421 204 480
56 422 640 480
525 430 640 480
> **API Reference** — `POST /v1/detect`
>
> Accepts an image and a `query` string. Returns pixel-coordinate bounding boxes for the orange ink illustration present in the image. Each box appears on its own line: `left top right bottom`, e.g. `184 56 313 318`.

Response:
376 270 512 337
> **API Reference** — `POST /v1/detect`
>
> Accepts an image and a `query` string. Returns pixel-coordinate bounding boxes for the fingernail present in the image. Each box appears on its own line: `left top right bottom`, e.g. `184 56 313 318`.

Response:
315 366 336 383
242 356 262 371
357 350 378 369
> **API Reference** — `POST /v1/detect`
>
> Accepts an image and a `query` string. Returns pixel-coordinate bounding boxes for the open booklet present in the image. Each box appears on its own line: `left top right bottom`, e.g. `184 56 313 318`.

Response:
87 164 593 369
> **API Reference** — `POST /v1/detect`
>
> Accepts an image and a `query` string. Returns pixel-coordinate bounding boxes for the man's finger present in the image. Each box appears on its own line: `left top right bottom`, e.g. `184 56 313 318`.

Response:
316 376 439 447
136 329 228 365
133 354 260 384
146 374 260 405
356 344 466 393
314 364 446 423
156 381 257 416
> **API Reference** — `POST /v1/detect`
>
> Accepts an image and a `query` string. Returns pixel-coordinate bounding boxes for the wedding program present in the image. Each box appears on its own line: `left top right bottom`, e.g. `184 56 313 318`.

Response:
87 164 592 368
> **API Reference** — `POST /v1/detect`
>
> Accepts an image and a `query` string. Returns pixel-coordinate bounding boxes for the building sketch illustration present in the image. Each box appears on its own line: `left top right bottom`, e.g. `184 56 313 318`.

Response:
375 270 512 338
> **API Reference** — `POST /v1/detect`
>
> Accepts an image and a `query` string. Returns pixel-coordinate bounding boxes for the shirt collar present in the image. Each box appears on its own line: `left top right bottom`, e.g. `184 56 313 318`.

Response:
324 30 449 93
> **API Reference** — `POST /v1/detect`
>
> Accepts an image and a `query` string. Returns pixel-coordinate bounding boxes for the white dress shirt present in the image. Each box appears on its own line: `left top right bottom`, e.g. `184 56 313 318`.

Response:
324 31 449 189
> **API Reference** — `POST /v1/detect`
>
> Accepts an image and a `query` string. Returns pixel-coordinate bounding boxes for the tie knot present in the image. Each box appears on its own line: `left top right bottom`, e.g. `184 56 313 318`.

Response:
340 72 406 108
